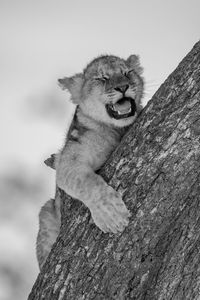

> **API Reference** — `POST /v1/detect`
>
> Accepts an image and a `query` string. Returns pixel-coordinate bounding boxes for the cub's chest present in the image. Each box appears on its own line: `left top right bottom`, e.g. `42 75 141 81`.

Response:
69 127 119 171
66 112 122 170
81 129 120 170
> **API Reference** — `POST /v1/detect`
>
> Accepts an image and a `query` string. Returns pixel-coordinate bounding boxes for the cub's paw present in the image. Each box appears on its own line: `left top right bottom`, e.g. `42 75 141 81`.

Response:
89 187 131 234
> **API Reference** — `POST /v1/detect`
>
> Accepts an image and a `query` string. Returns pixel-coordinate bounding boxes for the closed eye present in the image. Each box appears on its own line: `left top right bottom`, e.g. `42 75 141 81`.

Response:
124 69 134 78
94 76 109 82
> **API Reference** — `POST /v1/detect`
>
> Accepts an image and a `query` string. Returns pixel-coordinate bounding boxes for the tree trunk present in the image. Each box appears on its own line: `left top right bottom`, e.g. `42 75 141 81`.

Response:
28 41 200 300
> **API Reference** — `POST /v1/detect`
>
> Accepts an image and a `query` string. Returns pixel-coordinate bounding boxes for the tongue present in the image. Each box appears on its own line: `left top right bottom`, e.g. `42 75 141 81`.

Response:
114 100 131 113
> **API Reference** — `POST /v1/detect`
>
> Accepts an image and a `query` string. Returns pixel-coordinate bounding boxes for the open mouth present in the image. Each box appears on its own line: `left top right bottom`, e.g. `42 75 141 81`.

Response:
106 97 136 120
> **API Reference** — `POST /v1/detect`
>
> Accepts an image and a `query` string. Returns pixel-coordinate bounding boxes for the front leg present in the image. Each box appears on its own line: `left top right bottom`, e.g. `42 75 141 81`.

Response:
56 158 130 233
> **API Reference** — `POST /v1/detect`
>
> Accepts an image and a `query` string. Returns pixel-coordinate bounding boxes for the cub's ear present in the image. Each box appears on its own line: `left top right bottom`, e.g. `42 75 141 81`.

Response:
126 55 143 75
58 73 84 104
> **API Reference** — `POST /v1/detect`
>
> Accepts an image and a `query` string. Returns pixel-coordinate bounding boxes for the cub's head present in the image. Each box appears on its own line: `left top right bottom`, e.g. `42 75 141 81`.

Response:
58 55 144 127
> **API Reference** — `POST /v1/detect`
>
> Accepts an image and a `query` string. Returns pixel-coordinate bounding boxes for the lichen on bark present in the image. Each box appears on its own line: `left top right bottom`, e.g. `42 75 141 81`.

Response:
29 41 200 300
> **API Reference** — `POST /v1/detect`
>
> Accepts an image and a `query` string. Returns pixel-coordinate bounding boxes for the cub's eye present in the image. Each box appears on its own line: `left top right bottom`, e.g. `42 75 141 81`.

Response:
124 69 134 78
124 72 129 78
94 76 109 83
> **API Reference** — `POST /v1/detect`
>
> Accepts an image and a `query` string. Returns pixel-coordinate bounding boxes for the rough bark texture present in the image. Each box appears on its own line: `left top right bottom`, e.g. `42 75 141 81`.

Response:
29 41 200 300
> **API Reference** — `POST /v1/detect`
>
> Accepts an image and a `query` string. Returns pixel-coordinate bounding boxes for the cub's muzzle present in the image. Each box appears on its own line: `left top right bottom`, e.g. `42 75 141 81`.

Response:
106 97 136 120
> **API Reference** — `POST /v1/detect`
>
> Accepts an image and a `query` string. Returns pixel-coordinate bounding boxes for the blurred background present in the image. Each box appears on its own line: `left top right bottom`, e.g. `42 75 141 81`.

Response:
0 0 199 299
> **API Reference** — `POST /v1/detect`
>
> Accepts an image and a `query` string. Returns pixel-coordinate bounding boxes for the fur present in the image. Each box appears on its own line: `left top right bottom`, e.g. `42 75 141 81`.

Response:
37 54 144 269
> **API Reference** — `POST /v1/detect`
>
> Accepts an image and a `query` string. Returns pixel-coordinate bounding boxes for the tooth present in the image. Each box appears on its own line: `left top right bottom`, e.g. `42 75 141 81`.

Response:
112 105 117 111
116 108 132 115
117 111 124 115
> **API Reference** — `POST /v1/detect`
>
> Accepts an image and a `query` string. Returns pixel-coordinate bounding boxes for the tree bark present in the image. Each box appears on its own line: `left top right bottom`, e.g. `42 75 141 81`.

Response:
28 41 200 300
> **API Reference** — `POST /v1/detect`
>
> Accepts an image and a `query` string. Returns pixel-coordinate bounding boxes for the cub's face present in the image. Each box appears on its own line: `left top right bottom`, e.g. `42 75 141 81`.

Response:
59 55 144 128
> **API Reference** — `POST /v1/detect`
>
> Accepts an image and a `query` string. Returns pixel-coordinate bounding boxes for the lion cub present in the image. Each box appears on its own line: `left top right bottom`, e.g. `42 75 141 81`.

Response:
37 55 144 269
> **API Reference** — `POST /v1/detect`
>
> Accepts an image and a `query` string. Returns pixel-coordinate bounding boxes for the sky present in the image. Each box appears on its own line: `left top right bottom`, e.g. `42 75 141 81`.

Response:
0 0 200 172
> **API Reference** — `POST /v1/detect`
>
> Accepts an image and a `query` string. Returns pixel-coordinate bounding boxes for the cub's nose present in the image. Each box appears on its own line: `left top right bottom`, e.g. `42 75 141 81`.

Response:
114 84 129 94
